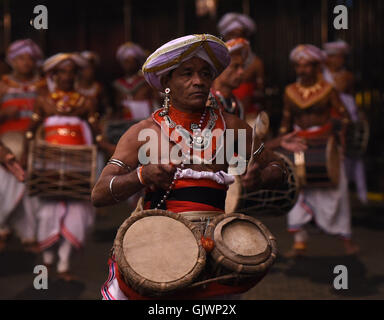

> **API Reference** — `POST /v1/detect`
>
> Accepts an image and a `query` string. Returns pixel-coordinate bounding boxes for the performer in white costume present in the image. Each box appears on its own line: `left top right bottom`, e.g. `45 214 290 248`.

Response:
277 44 359 257
25 53 111 280
0 39 45 252
323 40 368 204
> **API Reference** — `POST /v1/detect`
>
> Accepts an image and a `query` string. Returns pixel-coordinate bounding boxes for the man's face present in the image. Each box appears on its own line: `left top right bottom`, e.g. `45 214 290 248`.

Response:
224 28 247 41
80 64 96 82
11 53 36 76
121 56 140 75
163 57 214 111
218 53 245 90
326 53 345 70
55 60 77 91
294 59 318 83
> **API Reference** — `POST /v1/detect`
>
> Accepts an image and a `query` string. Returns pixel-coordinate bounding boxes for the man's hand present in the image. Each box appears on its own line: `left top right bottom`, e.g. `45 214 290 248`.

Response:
3 153 25 182
141 164 177 191
280 131 307 153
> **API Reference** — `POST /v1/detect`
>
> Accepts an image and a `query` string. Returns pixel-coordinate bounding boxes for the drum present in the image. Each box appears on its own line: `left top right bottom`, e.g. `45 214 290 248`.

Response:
199 213 277 286
104 119 140 145
113 209 206 297
26 139 97 200
345 119 369 157
225 152 299 216
278 135 340 188
0 131 24 161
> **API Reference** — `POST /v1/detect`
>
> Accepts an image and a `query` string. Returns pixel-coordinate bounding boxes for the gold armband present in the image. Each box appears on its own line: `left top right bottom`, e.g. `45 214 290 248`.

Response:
25 131 34 140
31 113 41 122
95 134 103 142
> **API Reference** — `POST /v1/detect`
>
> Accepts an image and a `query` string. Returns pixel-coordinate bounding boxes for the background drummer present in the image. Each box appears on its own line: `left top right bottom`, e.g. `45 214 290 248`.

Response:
76 51 112 119
272 44 359 257
0 39 45 253
24 53 114 281
322 40 368 204
113 42 157 122
92 34 286 300
211 37 248 120
217 12 264 119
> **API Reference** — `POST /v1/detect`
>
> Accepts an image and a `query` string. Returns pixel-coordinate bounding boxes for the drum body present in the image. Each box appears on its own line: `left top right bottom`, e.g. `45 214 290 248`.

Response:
0 131 24 161
26 140 97 200
345 119 369 157
203 213 277 286
278 135 340 188
225 152 299 216
113 209 206 297
113 206 277 297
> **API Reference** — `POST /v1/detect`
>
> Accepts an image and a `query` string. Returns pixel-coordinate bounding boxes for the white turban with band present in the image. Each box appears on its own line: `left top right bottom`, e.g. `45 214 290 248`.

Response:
323 40 350 55
142 34 230 91
290 44 326 63
217 13 256 37
116 42 147 66
80 51 100 65
6 39 43 65
43 53 88 73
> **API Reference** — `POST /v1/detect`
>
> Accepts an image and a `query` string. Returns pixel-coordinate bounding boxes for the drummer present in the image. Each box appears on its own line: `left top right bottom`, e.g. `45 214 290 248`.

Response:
113 42 156 121
271 44 359 257
211 37 248 120
76 51 112 118
323 40 368 204
0 39 45 252
92 34 286 300
25 52 113 281
217 12 264 117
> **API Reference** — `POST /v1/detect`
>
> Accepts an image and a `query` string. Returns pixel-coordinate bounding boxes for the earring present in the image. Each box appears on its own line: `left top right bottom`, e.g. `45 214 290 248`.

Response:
161 88 171 115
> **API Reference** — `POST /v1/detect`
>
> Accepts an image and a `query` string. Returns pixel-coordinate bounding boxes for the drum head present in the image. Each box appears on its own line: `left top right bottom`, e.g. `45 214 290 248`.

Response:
0 131 24 161
326 136 340 186
206 213 277 274
114 209 205 296
225 175 242 214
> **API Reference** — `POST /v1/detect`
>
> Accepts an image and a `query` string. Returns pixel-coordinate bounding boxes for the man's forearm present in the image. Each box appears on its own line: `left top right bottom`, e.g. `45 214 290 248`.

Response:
91 170 144 207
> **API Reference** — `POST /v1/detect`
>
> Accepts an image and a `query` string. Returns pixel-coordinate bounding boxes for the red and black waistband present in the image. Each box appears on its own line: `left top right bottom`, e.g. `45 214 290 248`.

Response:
144 186 226 213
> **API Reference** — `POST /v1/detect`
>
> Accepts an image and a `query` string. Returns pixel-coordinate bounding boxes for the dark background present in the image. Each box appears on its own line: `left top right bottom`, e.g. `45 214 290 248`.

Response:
1 0 383 192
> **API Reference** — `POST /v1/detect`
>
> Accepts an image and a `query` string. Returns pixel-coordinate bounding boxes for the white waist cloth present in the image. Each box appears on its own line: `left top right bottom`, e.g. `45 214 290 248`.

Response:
175 168 235 186
37 200 95 250
44 115 93 145
287 161 352 239
0 166 40 241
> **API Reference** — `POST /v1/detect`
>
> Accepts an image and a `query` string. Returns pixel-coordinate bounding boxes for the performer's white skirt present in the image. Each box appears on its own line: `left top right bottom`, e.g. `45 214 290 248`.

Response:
37 200 95 250
288 162 352 239
0 166 25 229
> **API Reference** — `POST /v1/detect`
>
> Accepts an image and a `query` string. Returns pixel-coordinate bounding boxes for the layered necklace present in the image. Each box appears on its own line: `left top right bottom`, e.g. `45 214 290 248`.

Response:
51 90 85 113
296 80 323 100
153 102 224 209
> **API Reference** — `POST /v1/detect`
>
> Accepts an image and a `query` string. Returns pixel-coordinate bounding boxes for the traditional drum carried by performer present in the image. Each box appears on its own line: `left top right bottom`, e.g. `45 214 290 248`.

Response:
112 203 277 298
225 151 298 215
26 137 97 200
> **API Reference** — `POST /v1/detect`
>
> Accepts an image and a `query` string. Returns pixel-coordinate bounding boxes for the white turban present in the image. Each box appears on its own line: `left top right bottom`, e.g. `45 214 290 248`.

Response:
290 44 326 63
43 53 88 73
142 34 230 91
116 42 147 66
323 40 350 55
6 39 43 65
80 51 100 65
217 13 256 37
